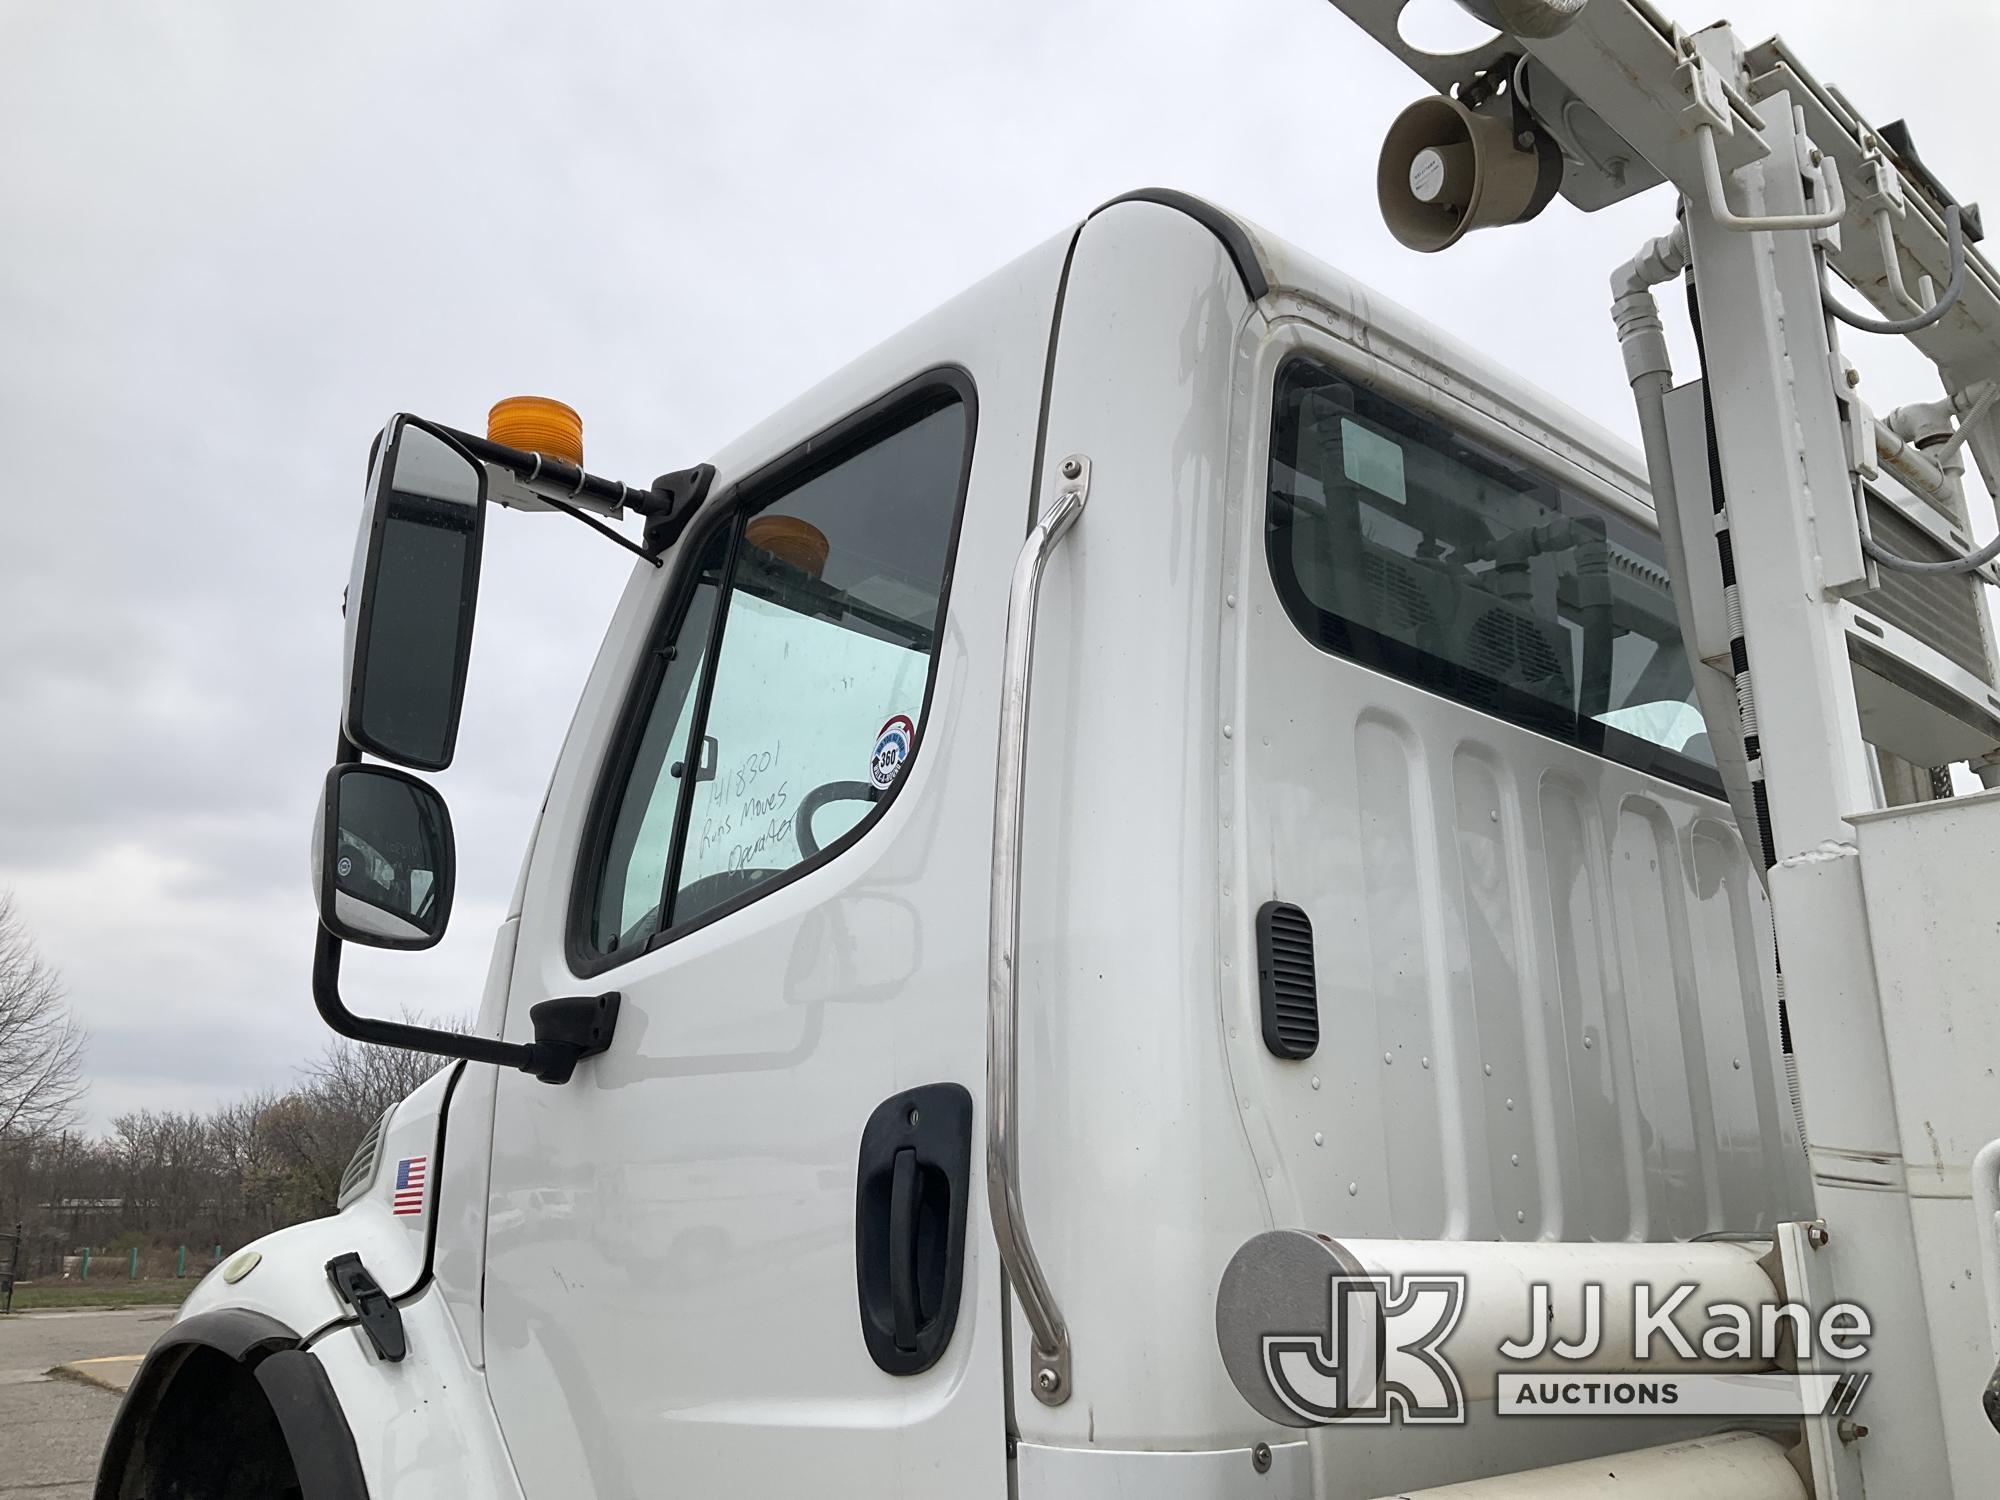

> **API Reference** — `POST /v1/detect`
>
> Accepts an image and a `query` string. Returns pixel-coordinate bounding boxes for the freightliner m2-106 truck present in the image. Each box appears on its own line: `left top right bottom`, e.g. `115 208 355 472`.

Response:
94 3 2000 1495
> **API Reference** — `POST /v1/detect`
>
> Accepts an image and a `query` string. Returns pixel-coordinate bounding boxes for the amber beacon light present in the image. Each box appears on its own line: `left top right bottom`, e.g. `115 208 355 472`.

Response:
488 396 585 467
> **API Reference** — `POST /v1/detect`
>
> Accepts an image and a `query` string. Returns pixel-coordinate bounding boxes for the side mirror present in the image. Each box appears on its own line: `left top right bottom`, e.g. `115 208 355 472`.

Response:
313 764 455 951
343 416 486 771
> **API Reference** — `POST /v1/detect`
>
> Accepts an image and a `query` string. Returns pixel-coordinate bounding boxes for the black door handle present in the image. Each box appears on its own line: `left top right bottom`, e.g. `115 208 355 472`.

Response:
889 1147 920 1350
855 1083 972 1376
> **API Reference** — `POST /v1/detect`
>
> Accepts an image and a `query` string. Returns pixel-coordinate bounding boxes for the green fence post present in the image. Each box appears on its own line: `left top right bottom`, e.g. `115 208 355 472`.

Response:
80 1247 90 1280
128 1247 138 1281
213 1243 222 1267
177 1245 186 1278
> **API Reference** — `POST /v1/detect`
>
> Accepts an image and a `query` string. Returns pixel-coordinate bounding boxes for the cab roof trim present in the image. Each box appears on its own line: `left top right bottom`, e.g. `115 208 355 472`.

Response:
1092 188 1273 302
1091 188 1651 512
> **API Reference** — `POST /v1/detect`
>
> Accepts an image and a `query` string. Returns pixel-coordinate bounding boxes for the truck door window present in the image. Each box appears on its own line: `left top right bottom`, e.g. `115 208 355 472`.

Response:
577 380 972 964
585 531 726 956
1267 356 1720 796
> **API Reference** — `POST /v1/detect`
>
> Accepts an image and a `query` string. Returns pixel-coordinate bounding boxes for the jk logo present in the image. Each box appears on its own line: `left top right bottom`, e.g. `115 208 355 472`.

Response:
1262 1273 1466 1424
1216 1230 1470 1427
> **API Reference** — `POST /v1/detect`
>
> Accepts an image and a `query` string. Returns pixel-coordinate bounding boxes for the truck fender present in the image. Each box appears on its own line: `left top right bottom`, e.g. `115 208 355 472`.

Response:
94 1306 368 1499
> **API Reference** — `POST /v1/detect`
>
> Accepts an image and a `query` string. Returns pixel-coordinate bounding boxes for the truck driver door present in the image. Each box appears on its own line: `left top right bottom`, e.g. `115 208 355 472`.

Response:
479 369 1012 1499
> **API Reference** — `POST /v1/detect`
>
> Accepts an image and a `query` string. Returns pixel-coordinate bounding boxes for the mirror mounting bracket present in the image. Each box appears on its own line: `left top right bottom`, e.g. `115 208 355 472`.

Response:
312 926 618 1087
523 992 622 1085
639 463 718 557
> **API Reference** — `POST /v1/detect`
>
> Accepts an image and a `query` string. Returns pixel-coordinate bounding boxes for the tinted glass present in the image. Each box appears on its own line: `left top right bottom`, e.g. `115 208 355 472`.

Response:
1267 357 1718 793
354 424 482 768
585 530 726 956
579 389 969 961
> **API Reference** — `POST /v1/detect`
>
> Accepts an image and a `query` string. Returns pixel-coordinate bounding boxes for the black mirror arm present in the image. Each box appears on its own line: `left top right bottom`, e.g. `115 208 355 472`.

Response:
433 423 704 568
312 927 619 1085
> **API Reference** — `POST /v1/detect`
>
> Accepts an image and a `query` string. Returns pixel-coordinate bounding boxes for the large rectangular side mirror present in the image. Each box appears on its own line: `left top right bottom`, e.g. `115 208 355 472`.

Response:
343 415 486 771
313 764 456 950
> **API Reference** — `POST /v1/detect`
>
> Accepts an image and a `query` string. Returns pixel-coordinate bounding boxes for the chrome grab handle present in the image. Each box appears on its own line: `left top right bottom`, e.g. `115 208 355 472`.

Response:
987 453 1089 1407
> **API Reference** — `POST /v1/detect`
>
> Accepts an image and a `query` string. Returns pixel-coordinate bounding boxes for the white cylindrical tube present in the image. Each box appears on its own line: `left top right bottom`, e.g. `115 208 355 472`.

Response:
1370 1431 1806 1499
1337 1237 1781 1399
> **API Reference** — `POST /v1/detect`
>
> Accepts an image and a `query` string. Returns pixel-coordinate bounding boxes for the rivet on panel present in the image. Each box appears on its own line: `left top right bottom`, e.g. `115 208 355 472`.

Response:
1516 1210 1526 1223
1510 1154 1520 1167
1505 1099 1515 1111
1420 1056 1431 1070
1222 724 1234 739
1490 810 1499 822
1227 592 1238 608
1732 1057 1743 1070
1484 1064 1493 1076
1314 1132 1324 1146
1347 1182 1359 1197
1383 1052 1393 1066
1311 1076 1322 1090
1582 1033 1594 1050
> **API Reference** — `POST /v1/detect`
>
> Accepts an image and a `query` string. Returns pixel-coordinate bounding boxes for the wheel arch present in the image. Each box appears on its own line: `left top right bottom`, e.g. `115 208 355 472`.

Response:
95 1307 368 1499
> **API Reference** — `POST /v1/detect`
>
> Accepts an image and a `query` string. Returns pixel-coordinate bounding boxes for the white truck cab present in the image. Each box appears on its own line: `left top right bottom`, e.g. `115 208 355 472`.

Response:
97 190 1816 1499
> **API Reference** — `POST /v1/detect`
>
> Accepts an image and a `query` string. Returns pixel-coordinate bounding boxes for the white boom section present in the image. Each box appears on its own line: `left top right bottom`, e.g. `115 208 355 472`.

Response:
1328 1235 1780 1396
1376 1432 1806 1500
1321 2 2000 1496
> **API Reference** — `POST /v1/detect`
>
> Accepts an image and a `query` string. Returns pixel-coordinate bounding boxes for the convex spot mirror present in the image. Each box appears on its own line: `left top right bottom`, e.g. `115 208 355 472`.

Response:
344 415 486 771
313 764 456 951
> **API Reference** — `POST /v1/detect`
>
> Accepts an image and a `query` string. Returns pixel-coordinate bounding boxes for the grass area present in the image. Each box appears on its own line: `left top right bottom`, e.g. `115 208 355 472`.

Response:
4 1280 191 1311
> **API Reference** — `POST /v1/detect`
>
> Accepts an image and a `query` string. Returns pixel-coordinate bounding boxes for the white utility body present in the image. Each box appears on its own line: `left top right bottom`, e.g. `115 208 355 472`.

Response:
95 3 2000 1498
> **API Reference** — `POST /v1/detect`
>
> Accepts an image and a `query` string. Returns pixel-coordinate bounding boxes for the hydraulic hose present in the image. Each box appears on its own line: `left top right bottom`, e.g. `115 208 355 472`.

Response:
1824 204 1967 338
1860 527 2000 577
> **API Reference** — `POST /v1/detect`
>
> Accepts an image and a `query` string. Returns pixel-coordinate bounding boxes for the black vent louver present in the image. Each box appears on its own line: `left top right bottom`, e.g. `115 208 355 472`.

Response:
1256 901 1320 1060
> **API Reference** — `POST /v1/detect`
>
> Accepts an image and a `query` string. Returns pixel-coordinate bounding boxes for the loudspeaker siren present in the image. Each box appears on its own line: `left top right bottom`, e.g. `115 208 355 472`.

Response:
1377 93 1565 253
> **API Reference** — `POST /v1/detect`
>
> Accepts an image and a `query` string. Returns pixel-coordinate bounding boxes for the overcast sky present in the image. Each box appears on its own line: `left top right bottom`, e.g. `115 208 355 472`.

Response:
4 0 1995 1131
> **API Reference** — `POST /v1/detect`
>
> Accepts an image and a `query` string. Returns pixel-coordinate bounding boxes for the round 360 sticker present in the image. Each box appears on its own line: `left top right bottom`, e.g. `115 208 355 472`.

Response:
871 714 915 791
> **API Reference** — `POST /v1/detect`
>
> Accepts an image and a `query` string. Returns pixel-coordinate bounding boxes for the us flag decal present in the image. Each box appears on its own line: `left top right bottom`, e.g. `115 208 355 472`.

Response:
391 1156 428 1216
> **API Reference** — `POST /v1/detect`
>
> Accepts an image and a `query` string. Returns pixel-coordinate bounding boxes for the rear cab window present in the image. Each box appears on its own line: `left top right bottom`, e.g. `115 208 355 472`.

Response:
575 374 975 968
1266 355 1719 794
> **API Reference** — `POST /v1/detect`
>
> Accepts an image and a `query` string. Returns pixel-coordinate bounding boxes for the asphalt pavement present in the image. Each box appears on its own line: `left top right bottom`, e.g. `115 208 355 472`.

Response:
0 1306 172 1498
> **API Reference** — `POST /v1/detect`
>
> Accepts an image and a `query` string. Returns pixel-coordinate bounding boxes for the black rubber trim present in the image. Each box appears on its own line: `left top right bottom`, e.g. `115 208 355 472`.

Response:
145 1306 300 1364
1092 189 1271 302
254 1349 370 1500
95 1309 367 1500
1024 224 1085 537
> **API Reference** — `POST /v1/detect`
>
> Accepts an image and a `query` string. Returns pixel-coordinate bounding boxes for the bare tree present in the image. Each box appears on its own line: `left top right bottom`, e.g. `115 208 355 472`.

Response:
0 894 87 1146
301 1021 460 1125
0 1000 471 1269
246 1019 466 1222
